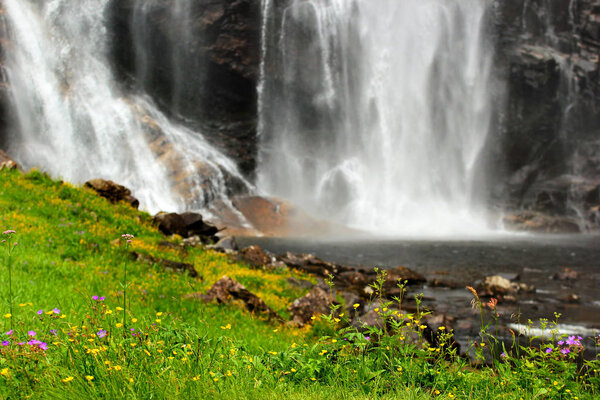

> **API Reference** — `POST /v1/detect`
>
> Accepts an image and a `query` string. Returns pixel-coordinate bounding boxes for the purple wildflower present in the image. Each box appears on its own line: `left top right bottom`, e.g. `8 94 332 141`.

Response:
38 342 48 351
96 329 107 338
5 330 13 336
2 230 16 235
500 352 507 358
99 296 105 301
50 329 57 336
37 310 43 315
17 342 25 346
557 340 564 346
561 348 570 355
546 348 553 353
92 295 98 301
1 340 9 346
27 330 36 337
364 336 371 341
27 339 41 346
52 308 60 314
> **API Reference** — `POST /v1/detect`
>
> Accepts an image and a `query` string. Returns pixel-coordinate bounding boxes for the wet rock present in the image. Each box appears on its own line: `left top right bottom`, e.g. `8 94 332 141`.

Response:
335 270 369 291
480 275 535 297
188 276 282 321
84 179 139 208
132 251 199 278
562 293 581 303
153 212 219 240
551 267 581 281
238 245 273 268
278 252 349 277
382 266 427 291
207 236 239 252
288 286 333 326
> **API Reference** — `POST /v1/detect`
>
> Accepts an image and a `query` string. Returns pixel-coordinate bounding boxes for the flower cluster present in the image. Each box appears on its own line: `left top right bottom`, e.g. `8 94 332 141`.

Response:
2 330 48 351
546 335 583 356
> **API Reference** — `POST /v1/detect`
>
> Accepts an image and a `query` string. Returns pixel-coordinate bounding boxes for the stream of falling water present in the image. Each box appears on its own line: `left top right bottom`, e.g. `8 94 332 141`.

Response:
3 0 249 217
258 0 498 236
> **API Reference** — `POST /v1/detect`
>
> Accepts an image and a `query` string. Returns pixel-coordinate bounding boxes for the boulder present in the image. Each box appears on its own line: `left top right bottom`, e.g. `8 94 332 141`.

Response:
84 179 139 208
188 276 282 321
153 211 219 239
237 245 273 268
479 275 535 297
288 286 333 326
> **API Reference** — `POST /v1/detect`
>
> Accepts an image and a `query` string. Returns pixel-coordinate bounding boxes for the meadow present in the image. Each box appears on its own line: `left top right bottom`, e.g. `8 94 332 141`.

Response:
0 168 599 399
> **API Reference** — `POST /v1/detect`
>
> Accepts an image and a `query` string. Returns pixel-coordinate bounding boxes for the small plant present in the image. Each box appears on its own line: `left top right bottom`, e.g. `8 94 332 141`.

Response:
2 230 17 329
121 234 134 335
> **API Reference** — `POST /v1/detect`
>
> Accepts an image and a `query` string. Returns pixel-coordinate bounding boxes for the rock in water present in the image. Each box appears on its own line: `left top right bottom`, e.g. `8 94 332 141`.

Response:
84 179 139 208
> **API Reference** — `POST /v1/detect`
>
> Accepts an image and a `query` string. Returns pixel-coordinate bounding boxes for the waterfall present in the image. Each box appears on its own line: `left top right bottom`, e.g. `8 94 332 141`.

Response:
2 0 249 217
258 0 498 235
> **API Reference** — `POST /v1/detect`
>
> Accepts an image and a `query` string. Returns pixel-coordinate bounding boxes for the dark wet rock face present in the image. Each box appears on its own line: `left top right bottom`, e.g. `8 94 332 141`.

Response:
492 0 600 231
107 0 260 177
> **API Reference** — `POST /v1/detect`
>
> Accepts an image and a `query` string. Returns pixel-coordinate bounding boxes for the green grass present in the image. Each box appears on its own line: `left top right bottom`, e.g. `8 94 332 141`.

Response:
0 168 599 399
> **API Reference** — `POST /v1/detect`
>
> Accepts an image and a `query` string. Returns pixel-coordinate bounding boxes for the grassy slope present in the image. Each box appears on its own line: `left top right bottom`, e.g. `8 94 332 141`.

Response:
0 169 598 399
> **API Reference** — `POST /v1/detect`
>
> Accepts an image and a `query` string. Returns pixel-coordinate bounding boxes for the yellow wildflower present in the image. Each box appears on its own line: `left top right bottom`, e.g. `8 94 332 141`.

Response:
62 377 74 383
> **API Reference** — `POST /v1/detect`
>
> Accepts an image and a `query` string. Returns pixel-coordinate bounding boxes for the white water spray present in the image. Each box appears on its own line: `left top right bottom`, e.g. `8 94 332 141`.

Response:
258 0 497 235
3 0 248 215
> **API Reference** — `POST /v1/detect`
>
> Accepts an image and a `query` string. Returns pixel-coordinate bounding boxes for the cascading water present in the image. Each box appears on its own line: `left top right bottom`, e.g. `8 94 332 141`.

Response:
2 0 249 217
258 0 498 235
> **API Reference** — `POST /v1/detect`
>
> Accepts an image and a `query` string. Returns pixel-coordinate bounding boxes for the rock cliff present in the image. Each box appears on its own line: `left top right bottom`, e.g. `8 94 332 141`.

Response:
492 0 600 230
107 0 261 177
